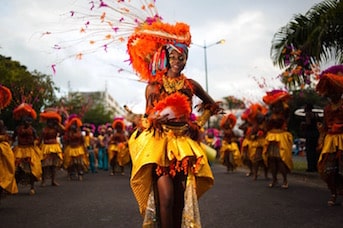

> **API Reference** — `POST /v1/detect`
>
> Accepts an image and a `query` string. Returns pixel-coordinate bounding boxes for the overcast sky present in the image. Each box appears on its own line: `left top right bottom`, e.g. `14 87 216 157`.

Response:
0 0 323 113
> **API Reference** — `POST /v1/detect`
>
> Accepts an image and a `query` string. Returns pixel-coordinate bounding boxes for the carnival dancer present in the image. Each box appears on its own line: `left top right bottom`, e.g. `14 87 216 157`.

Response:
63 115 88 181
315 65 343 206
263 90 293 189
83 124 97 173
96 125 109 171
39 109 64 186
108 117 130 176
247 103 269 181
125 16 221 228
12 103 42 195
219 113 242 172
0 85 18 198
239 109 254 177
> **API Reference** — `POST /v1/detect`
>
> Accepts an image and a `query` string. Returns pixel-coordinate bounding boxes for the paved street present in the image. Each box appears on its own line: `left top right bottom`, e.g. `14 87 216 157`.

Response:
1 161 343 228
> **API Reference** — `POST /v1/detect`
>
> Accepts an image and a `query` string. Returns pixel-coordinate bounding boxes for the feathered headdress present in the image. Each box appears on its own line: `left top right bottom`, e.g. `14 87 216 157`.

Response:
65 114 82 130
262 90 290 105
39 108 62 123
316 65 343 96
220 113 237 129
112 117 125 130
13 103 37 120
47 1 191 82
0 85 12 110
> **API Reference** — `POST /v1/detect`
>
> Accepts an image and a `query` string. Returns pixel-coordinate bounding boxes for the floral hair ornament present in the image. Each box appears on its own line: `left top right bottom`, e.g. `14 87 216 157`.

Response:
316 64 343 96
0 85 12 110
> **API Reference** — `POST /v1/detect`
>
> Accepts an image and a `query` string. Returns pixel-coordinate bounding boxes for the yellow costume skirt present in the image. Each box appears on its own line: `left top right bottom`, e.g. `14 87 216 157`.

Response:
41 143 63 167
250 137 267 163
318 133 343 163
0 141 18 194
108 143 131 166
219 141 242 167
63 145 89 170
129 129 214 217
13 145 42 180
264 130 293 171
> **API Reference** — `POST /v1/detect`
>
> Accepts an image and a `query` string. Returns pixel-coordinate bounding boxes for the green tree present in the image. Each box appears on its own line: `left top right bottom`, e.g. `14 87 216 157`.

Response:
270 0 343 90
0 55 59 130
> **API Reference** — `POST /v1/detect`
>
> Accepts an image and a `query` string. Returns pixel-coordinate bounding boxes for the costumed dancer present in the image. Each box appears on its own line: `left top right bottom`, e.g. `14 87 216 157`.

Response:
96 124 109 171
108 117 130 176
0 85 18 198
39 109 65 187
83 123 97 173
263 90 293 189
219 113 242 172
52 1 220 227
239 108 254 177
315 65 343 206
63 114 88 181
125 13 221 228
247 103 269 181
12 103 42 195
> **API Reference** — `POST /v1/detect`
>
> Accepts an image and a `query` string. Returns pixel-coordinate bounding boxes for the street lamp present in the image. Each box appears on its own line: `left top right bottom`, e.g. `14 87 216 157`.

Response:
193 39 225 93
193 39 225 128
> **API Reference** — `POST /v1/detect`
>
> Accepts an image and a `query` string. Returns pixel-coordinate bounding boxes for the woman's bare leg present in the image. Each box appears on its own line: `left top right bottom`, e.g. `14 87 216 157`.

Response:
157 175 174 228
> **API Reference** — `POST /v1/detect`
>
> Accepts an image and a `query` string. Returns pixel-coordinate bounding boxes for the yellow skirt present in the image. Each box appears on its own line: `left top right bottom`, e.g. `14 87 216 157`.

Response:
63 145 89 170
264 130 293 170
41 143 63 161
318 133 343 163
13 145 42 180
219 141 242 166
129 129 214 216
0 141 18 194
108 143 131 166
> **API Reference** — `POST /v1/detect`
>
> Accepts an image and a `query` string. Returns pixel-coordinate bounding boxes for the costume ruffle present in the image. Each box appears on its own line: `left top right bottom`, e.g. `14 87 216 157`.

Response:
63 145 89 170
13 145 42 180
108 143 130 166
41 143 63 160
318 133 343 162
0 141 18 194
129 129 214 216
264 130 293 171
219 141 242 167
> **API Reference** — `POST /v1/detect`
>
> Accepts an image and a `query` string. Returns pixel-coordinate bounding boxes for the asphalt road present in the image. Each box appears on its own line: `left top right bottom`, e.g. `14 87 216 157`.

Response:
1 163 343 228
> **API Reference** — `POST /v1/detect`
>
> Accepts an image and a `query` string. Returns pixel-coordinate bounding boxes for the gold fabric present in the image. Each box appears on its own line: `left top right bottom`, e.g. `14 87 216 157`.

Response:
264 130 293 170
318 133 343 162
219 141 242 166
108 143 131 166
129 128 214 216
41 143 63 161
0 141 18 194
181 172 201 228
63 145 89 170
13 145 42 180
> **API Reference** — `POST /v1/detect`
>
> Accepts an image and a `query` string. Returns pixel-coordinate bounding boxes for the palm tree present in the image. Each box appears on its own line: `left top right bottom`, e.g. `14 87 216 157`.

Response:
270 0 343 90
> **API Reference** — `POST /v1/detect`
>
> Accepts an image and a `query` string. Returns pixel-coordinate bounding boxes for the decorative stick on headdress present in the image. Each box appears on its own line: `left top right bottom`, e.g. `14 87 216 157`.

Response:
46 0 191 82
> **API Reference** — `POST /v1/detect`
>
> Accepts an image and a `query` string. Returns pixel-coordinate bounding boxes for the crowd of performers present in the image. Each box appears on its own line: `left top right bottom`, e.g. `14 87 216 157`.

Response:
215 90 293 189
0 87 131 198
212 64 343 208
